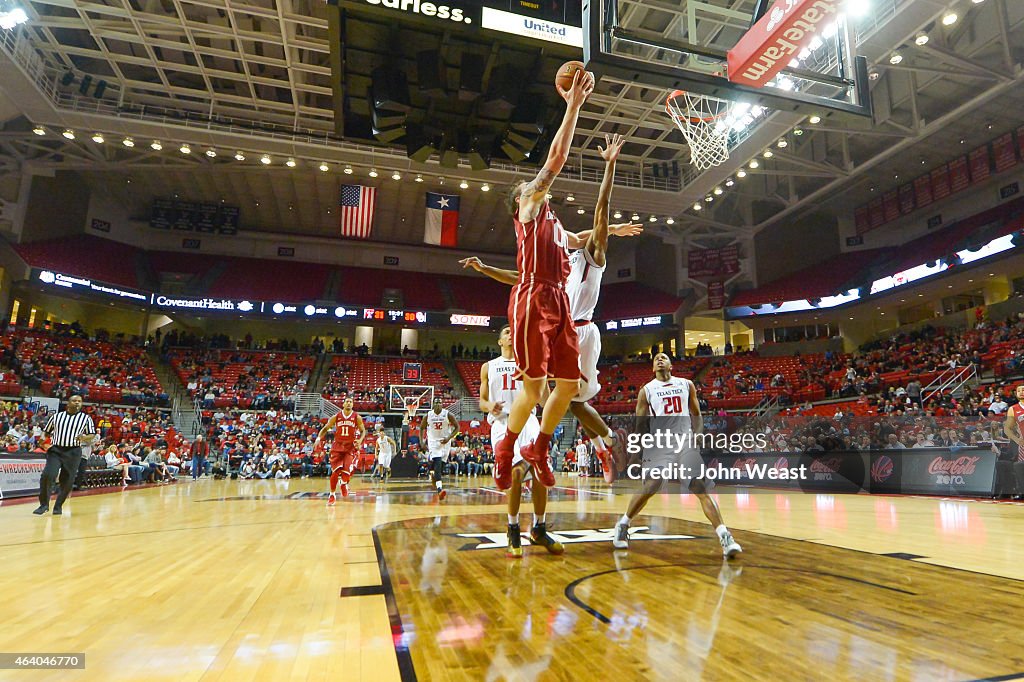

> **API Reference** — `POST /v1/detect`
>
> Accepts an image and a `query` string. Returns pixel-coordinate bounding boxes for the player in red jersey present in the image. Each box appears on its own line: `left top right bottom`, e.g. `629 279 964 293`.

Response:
1003 385 1024 462
315 398 365 504
493 68 595 491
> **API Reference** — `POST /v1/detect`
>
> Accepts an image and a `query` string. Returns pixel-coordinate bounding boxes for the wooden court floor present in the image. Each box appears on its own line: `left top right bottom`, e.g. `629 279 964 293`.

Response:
2 475 1024 681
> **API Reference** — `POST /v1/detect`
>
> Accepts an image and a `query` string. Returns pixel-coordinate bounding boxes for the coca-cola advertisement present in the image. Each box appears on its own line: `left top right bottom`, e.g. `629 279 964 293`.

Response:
869 449 997 496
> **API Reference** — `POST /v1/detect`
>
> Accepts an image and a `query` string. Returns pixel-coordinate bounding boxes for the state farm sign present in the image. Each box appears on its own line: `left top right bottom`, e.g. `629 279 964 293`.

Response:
727 0 841 87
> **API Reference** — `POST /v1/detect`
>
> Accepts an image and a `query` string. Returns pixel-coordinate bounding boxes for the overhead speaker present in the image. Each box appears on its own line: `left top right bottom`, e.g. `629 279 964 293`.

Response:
484 64 523 113
79 75 92 96
373 122 406 143
371 104 406 131
343 112 374 139
439 131 459 168
417 50 446 98
459 53 484 101
463 131 494 171
406 124 440 163
61 71 75 86
93 79 107 99
370 66 411 113
509 97 548 134
500 129 536 163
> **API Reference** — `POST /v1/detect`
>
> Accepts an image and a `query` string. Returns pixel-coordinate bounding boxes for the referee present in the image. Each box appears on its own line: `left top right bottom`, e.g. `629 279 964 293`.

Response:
34 394 97 516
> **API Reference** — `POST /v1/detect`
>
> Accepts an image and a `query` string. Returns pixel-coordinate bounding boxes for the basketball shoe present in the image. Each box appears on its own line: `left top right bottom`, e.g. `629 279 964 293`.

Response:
718 529 742 559
506 523 523 559
327 492 336 506
493 436 515 489
595 449 615 484
529 523 564 555
523 443 555 487
438 489 447 501
612 520 629 550
340 483 349 498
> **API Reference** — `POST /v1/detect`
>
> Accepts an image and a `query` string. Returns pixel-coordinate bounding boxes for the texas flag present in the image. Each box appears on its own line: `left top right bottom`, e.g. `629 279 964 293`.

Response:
424 192 460 247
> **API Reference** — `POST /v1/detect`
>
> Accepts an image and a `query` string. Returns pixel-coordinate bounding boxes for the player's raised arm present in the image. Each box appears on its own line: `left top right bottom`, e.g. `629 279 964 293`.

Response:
518 70 594 220
459 257 519 286
589 133 624 266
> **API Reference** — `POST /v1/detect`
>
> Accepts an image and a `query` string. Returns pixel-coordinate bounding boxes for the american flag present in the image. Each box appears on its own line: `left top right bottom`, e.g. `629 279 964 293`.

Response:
339 184 376 238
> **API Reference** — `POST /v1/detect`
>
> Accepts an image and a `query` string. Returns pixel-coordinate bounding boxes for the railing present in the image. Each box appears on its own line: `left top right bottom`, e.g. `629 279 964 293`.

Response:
922 365 979 404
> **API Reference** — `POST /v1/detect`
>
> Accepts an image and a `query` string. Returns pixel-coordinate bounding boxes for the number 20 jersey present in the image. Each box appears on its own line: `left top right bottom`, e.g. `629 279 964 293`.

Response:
642 376 693 431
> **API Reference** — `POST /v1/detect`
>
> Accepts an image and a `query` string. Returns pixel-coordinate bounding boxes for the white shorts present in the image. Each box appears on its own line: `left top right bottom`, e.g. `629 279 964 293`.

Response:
573 322 602 403
490 413 541 467
378 453 393 468
641 435 707 485
427 441 451 460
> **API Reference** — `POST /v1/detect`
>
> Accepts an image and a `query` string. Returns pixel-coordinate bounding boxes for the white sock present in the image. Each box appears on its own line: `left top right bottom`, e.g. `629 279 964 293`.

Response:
593 436 607 452
619 514 631 526
436 480 442 490
508 514 519 525
715 524 729 538
534 513 546 526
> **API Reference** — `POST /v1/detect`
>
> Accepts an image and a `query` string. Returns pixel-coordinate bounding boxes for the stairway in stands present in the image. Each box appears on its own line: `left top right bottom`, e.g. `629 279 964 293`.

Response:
148 350 202 437
307 353 332 397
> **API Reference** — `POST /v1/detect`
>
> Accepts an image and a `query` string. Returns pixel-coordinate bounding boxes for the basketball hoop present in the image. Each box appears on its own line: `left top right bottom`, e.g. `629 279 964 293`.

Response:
665 90 733 170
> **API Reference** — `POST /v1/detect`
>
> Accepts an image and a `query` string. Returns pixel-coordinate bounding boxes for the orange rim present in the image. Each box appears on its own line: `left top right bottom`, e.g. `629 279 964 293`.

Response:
665 89 728 124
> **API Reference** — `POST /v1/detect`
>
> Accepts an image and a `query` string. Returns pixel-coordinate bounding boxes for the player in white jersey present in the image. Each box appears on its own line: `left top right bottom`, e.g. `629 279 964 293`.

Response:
460 133 640 485
575 439 591 476
373 423 397 482
481 325 564 558
612 353 742 559
420 397 459 501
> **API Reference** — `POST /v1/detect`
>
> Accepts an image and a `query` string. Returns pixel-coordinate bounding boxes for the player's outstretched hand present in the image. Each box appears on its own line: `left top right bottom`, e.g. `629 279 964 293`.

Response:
598 133 625 162
557 69 594 109
610 222 643 237
459 256 483 272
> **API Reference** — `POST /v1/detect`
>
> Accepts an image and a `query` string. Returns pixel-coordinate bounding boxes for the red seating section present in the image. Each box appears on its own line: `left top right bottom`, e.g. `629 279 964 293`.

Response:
207 258 331 302
14 235 142 288
595 282 684 320
170 349 314 408
730 250 881 307
321 356 454 411
446 275 511 316
703 353 848 409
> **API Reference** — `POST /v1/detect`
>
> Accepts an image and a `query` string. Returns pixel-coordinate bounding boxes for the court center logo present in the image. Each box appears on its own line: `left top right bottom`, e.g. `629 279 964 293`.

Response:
455 526 695 551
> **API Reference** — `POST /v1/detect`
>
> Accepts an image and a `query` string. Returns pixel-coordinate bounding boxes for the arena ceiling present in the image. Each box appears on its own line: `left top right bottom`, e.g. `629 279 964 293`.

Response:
0 0 1023 253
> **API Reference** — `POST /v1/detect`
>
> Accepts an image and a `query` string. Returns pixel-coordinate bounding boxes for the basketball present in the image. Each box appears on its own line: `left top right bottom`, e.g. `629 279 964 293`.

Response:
555 60 588 92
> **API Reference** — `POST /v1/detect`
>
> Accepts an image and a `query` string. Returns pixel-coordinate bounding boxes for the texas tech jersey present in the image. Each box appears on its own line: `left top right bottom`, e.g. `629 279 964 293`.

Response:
331 410 362 452
566 248 605 322
425 408 453 443
643 376 693 428
486 356 520 420
377 434 394 458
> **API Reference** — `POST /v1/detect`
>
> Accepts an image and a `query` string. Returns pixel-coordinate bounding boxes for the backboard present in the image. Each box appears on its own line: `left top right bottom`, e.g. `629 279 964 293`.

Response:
583 0 871 118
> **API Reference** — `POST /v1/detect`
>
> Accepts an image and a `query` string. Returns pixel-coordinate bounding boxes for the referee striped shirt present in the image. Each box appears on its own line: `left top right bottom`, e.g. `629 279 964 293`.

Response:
44 410 96 448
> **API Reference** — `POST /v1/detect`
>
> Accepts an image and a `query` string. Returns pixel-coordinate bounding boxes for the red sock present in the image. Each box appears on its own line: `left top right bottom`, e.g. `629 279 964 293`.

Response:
534 432 551 454
503 429 519 444
329 469 340 491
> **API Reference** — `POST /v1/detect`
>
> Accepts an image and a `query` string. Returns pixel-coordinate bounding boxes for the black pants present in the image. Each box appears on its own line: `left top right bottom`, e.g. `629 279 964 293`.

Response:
431 457 445 484
39 445 83 509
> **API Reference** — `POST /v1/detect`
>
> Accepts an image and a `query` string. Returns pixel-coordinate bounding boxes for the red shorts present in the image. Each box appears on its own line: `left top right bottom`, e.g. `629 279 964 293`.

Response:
330 448 356 472
508 279 580 381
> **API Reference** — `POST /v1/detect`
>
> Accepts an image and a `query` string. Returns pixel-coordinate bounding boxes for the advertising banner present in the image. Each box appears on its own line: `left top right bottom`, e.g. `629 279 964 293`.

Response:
0 456 45 500
869 448 997 497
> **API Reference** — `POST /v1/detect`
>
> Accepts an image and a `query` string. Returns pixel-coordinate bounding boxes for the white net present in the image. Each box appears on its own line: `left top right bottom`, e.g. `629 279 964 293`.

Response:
665 90 734 170
388 384 434 412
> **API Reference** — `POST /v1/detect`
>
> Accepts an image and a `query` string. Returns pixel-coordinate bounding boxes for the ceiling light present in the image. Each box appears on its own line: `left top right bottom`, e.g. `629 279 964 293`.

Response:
234 151 246 161
150 140 162 150
344 165 353 175
481 183 490 192
648 215 657 222
737 169 747 178
459 179 469 189
749 159 760 169
286 158 296 168
666 217 675 225
725 178 734 187
577 208 585 215
414 174 423 183
915 32 929 46
613 211 622 219
808 115 822 124
122 137 134 147
0 7 28 29
566 193 575 202
705 195 714 202
392 171 401 180
869 70 880 81
32 125 45 136
941 12 957 26
368 168 378 177
319 162 329 172
260 154 272 165
91 132 104 143
179 144 191 154
693 203 702 211
205 149 217 158
763 149 774 158
777 138 788 148
631 213 640 221
793 128 804 136
713 186 723 195
889 52 903 64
